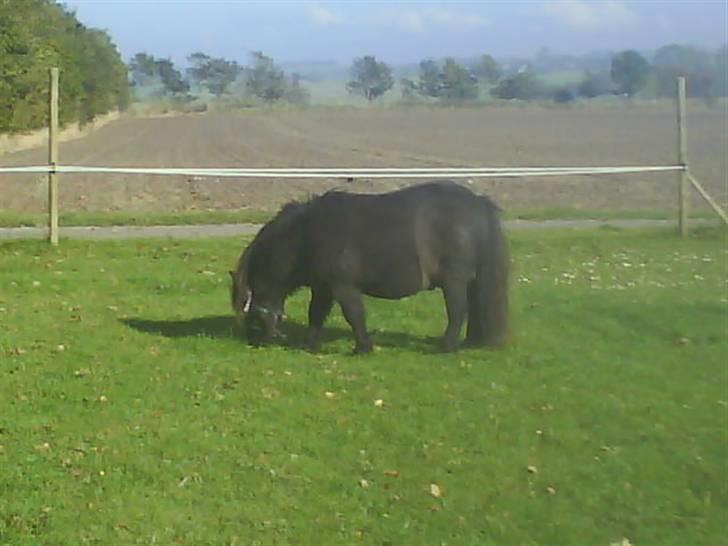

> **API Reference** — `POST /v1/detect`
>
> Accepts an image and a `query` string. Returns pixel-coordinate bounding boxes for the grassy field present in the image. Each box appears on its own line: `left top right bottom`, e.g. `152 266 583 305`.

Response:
1 228 726 545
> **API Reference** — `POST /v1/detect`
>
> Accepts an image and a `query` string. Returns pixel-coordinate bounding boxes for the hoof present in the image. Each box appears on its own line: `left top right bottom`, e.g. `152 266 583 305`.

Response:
438 338 461 353
463 336 485 348
353 342 373 355
305 338 321 353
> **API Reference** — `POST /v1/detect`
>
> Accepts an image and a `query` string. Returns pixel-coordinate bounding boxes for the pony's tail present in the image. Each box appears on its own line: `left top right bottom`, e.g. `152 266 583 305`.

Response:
467 200 510 346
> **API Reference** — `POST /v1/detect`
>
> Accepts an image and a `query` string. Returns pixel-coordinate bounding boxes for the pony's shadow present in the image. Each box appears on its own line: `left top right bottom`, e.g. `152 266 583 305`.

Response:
121 315 435 353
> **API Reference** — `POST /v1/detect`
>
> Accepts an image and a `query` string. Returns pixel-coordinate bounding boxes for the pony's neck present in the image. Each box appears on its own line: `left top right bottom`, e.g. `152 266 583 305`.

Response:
258 201 311 293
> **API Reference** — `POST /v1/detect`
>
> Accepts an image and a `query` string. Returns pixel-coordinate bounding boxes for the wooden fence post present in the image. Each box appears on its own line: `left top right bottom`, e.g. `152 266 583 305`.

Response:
676 77 688 237
48 67 59 245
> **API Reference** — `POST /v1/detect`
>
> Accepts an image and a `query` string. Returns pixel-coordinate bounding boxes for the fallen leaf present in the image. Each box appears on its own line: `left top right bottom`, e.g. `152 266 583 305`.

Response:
384 470 400 478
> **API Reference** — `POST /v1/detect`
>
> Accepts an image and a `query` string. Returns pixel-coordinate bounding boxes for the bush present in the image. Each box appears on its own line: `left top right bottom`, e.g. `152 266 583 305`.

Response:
553 87 575 104
0 0 129 133
491 72 548 101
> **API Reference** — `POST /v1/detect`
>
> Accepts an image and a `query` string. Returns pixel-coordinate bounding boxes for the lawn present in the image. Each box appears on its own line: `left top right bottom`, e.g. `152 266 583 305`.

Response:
1 228 726 545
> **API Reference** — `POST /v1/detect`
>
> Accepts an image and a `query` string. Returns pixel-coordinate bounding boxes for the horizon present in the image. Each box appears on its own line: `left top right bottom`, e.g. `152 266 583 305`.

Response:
63 1 728 69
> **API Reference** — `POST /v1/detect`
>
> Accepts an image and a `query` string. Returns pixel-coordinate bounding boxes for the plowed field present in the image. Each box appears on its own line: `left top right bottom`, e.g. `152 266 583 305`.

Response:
1 104 725 213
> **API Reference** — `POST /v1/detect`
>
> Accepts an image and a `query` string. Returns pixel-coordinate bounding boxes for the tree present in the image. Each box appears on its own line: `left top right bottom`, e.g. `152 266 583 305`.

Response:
652 44 715 98
491 71 547 100
553 87 575 104
187 52 239 96
129 52 158 86
0 0 129 132
345 56 394 101
78 29 132 122
577 70 612 98
610 50 650 97
156 59 189 96
439 58 478 101
472 54 502 84
417 59 442 98
246 51 287 102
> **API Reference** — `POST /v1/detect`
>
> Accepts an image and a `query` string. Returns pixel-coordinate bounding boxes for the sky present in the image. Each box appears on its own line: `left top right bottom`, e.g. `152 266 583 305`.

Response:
63 1 728 66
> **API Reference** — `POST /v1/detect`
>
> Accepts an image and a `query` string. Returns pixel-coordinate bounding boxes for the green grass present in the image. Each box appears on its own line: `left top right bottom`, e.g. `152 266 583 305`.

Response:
1 228 726 545
0 207 717 228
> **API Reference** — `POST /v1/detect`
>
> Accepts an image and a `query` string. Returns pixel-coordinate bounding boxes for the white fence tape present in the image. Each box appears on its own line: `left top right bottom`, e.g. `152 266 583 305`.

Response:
0 164 684 178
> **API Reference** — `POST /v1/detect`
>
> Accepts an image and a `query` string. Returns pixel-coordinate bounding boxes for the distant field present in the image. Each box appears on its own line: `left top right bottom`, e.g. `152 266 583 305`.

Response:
0 102 725 216
1 227 726 544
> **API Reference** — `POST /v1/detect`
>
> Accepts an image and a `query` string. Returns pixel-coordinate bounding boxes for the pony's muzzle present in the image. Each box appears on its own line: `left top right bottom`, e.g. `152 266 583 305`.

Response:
245 305 284 345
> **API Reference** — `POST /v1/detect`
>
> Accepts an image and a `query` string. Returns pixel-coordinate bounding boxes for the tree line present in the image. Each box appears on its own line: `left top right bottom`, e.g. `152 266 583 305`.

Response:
134 43 727 107
345 45 728 104
0 0 130 133
129 51 308 105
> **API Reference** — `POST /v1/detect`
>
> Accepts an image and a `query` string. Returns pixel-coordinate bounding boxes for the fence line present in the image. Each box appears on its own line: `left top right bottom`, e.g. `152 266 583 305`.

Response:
1 72 725 245
0 164 685 178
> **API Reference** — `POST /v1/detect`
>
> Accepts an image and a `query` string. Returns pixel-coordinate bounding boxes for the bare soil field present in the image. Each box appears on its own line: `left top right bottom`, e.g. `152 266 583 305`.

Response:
1 103 725 214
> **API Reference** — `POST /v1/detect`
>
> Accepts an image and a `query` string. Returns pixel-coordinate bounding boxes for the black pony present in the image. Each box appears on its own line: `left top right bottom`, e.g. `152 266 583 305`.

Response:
231 181 509 353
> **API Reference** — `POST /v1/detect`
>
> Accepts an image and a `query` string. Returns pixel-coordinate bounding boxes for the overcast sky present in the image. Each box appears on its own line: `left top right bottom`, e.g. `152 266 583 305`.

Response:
63 1 728 66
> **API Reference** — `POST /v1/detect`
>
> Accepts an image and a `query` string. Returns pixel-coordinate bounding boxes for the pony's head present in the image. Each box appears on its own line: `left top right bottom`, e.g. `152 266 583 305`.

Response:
244 273 286 345
230 247 285 345
230 200 309 346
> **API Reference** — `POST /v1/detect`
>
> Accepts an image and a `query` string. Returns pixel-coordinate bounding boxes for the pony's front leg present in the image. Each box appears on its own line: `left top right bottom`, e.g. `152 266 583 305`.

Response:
305 286 333 352
333 285 373 354
440 279 468 352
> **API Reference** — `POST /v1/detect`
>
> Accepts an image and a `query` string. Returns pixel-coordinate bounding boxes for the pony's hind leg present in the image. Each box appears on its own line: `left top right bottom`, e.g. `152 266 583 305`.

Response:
305 286 334 352
440 279 468 352
465 279 484 345
333 285 373 354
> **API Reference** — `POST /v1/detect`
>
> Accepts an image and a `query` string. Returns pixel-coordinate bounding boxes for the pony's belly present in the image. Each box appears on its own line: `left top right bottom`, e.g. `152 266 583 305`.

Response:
362 284 420 299
360 268 426 299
